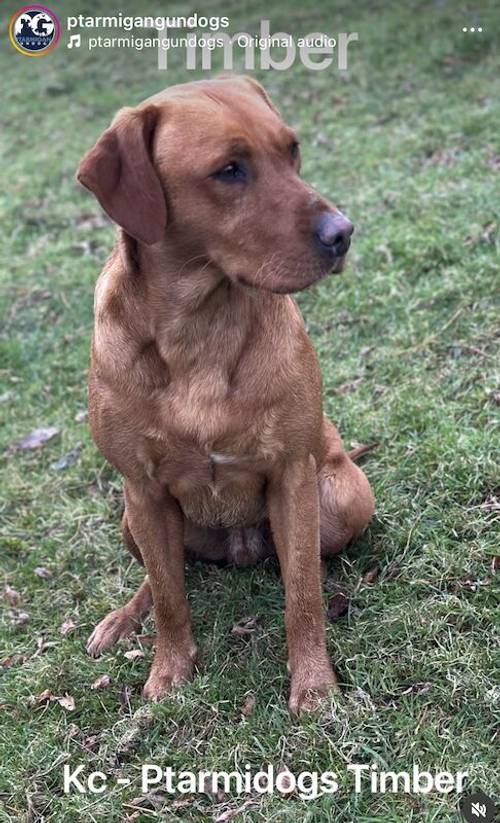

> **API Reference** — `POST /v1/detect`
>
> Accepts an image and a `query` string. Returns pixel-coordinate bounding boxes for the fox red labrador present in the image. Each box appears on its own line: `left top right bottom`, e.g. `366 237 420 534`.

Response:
77 76 375 713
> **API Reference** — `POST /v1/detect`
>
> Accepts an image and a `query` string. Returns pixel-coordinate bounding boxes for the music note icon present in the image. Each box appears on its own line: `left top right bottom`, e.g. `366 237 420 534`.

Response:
67 34 81 48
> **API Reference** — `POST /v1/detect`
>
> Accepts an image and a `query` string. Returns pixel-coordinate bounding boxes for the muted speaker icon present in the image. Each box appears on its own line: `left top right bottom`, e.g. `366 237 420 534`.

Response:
460 791 497 823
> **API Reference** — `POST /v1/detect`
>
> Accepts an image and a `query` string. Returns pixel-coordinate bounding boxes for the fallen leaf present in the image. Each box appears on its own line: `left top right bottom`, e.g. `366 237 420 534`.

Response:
480 494 500 512
492 557 500 573
91 674 111 690
423 146 461 168
457 577 492 591
240 694 255 717
31 636 58 659
361 568 379 585
67 723 79 738
57 694 75 711
124 649 145 661
74 410 88 423
482 222 497 242
276 764 295 794
60 617 76 636
34 567 52 580
231 616 261 636
127 789 168 810
401 682 432 696
2 653 26 668
12 426 59 451
11 611 30 626
334 377 363 395
215 799 258 822
4 585 21 607
200 774 225 801
36 688 54 704
327 592 349 622
82 734 100 752
50 444 82 471
119 685 133 711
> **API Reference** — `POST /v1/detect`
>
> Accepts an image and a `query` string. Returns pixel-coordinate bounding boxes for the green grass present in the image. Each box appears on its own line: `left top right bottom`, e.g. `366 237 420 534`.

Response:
1 0 499 820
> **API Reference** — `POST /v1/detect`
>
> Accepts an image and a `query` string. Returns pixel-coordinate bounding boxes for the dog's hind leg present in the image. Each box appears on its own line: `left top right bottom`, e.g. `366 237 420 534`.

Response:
319 417 375 556
122 510 145 565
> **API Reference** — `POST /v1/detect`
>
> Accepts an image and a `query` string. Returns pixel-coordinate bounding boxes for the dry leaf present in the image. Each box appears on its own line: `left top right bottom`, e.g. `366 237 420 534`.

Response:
401 682 432 695
12 611 30 626
124 649 145 661
34 567 52 580
119 685 133 711
50 444 82 471
231 616 261 636
334 377 363 395
91 674 111 690
200 774 225 801
215 799 257 822
4 585 21 607
60 618 76 636
57 694 75 711
35 690 75 711
492 556 500 573
127 789 167 810
361 568 379 585
34 635 58 655
82 734 100 752
276 764 295 794
327 592 349 622
74 410 88 423
2 653 25 668
240 694 256 717
13 426 59 450
36 688 54 704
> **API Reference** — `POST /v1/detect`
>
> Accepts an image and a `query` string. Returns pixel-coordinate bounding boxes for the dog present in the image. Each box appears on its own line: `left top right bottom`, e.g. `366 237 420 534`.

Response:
77 76 375 713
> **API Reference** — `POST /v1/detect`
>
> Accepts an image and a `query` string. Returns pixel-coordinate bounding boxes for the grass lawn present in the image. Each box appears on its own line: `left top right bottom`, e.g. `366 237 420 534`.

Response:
1 0 499 820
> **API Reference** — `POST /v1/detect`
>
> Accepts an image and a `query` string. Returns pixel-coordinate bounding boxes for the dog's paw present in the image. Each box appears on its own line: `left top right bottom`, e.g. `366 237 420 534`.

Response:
288 663 339 714
142 654 194 701
86 608 138 657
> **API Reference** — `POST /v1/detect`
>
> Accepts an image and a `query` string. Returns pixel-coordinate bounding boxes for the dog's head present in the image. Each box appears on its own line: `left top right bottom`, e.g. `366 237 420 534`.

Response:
77 76 353 294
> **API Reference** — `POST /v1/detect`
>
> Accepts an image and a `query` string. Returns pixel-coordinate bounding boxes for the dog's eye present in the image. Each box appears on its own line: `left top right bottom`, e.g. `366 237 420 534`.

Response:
290 141 300 160
214 161 247 183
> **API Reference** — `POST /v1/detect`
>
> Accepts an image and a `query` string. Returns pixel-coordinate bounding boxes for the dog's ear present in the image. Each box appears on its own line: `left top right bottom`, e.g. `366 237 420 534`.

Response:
77 105 167 245
239 76 281 116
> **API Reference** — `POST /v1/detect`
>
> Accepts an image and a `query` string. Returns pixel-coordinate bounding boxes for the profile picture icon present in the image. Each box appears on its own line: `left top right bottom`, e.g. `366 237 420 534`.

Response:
9 5 61 56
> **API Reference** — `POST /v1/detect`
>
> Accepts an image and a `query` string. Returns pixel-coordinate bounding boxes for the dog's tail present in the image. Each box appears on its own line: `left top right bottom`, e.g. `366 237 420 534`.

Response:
348 442 379 462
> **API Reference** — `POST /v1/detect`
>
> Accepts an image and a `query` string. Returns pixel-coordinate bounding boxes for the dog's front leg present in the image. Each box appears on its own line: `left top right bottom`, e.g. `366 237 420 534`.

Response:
124 481 196 701
268 455 338 713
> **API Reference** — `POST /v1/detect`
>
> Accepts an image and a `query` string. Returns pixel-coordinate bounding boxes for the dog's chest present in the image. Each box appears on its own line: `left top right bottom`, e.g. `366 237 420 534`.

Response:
138 379 280 527
143 438 268 528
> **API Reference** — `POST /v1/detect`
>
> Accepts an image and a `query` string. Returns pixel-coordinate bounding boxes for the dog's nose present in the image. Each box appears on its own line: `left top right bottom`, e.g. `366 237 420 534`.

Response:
315 212 354 256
